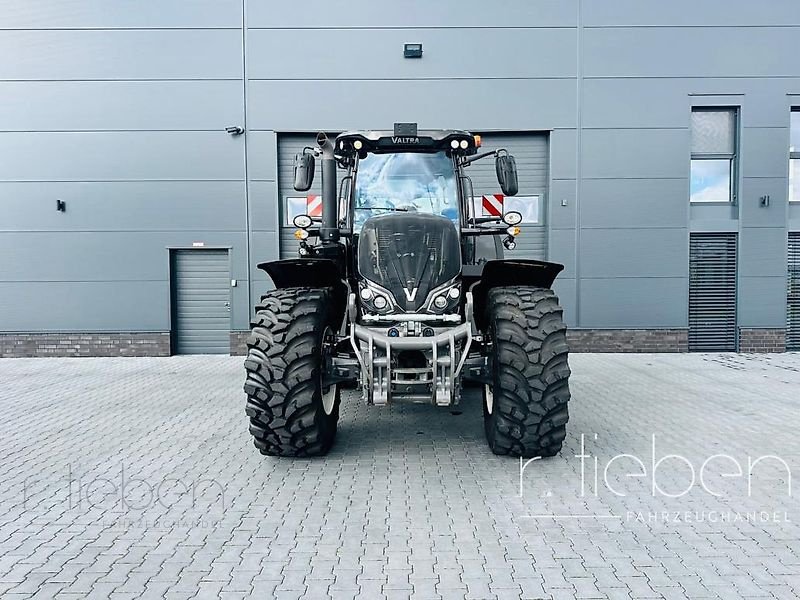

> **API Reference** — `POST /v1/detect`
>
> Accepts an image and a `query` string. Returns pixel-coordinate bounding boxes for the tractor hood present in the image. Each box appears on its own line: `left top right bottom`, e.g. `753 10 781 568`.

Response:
357 213 461 312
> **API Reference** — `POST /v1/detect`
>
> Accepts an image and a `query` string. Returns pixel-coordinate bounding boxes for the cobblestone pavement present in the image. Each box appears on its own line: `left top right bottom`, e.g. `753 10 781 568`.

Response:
1 353 799 599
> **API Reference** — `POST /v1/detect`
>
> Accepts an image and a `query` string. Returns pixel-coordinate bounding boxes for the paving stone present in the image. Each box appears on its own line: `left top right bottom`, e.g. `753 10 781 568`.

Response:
1 354 799 600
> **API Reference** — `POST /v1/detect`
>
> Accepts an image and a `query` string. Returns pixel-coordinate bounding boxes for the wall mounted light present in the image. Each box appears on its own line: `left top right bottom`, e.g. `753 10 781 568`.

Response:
56 199 66 212
404 43 423 58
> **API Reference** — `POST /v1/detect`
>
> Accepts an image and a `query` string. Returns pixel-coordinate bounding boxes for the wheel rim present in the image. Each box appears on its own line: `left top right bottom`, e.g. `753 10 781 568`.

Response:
484 384 494 415
322 382 338 416
321 327 337 416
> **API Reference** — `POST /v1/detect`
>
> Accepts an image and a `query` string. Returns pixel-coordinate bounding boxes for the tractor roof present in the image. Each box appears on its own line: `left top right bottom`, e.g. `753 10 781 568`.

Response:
335 128 479 157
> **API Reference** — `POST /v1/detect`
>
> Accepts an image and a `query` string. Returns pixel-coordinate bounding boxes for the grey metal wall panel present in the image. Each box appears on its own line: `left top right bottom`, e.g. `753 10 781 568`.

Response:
246 79 577 132
548 179 577 230
0 281 169 332
739 177 790 227
247 0 578 28
788 233 800 349
581 129 689 179
246 131 278 181
689 233 737 351
1 182 247 231
579 278 689 328
0 132 244 181
581 228 687 279
0 30 242 80
551 277 577 327
0 81 243 131
246 29 576 80
738 227 788 278
738 276 791 329
584 27 800 78
580 179 689 229
582 79 688 129
740 127 791 178
583 0 800 27
0 231 248 282
1 0 243 28
548 229 576 279
550 129 577 180
248 181 280 232
170 249 231 354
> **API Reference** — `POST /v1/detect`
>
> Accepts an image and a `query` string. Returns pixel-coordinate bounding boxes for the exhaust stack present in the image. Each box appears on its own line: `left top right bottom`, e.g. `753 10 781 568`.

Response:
316 132 340 244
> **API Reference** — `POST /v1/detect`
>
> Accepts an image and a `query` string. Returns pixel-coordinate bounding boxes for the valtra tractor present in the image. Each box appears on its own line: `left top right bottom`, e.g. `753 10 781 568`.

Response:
244 124 570 458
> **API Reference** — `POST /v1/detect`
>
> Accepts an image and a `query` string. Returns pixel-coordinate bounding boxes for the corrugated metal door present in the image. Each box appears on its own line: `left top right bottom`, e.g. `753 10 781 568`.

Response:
170 249 230 354
468 133 549 259
788 232 800 350
277 133 337 259
276 132 549 260
689 233 737 351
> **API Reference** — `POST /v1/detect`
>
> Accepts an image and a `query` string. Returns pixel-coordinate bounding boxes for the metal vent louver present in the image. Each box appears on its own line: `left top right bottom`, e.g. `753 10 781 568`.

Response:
788 232 800 350
689 233 737 351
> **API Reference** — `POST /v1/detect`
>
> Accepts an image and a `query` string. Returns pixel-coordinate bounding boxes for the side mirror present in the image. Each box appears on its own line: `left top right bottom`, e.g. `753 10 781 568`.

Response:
495 154 519 196
293 152 315 192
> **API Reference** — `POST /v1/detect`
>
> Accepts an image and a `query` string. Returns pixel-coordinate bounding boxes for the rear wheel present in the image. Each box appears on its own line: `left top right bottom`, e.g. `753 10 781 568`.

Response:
244 287 340 457
483 286 570 458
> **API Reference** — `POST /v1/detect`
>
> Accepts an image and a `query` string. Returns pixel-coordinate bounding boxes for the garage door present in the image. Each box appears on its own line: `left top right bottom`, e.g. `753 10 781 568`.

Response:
170 249 231 354
469 133 549 260
277 132 549 260
277 133 337 259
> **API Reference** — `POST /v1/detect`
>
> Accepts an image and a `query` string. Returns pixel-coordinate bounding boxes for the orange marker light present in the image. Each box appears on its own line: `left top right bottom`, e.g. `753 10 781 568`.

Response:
473 135 482 148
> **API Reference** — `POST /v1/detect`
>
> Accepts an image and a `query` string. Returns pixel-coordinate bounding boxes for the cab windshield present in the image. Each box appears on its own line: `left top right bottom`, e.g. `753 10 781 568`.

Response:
352 151 459 232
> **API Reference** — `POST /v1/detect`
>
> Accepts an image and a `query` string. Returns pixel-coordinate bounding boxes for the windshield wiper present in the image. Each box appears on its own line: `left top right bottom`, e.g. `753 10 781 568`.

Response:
354 207 409 212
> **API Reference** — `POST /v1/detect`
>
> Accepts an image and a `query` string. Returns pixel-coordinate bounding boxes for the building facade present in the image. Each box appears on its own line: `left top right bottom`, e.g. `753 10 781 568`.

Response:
2 0 800 356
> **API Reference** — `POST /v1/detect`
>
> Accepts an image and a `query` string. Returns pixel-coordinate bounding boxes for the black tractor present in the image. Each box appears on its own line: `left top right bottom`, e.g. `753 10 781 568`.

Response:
244 124 570 458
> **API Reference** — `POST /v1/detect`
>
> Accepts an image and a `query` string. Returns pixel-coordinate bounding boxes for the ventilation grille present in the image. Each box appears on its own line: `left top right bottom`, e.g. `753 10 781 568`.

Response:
689 233 737 351
789 232 800 350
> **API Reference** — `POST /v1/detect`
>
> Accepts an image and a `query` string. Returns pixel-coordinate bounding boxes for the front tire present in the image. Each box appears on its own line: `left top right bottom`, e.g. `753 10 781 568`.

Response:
483 286 571 458
244 287 340 457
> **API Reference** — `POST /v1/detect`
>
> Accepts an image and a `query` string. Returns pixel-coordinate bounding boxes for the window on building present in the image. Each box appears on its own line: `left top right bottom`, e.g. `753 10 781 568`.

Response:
690 108 738 203
790 110 800 202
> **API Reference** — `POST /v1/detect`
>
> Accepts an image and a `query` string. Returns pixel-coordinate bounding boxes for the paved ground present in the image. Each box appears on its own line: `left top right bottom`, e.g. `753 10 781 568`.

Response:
1 353 799 599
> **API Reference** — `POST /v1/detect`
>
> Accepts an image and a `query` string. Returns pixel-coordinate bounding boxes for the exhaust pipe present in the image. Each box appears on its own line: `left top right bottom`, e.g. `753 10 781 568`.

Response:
316 132 340 244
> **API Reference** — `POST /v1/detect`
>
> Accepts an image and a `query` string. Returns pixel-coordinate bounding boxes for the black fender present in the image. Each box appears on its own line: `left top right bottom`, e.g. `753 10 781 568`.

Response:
467 259 565 332
257 258 348 328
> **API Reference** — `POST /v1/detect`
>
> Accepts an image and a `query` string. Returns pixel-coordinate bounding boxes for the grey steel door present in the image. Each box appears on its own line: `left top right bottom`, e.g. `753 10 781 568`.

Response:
170 249 231 354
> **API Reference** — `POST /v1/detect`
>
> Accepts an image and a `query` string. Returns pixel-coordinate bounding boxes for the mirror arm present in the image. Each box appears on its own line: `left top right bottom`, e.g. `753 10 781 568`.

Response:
460 149 500 167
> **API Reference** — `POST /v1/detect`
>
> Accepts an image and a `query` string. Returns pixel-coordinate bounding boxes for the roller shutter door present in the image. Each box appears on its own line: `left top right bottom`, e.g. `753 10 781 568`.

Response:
689 233 737 351
170 249 231 354
788 232 800 350
277 133 337 259
468 133 549 260
276 132 549 260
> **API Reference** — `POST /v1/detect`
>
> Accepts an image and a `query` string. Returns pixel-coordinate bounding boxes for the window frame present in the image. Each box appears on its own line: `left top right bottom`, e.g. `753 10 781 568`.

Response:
689 107 739 204
789 109 800 203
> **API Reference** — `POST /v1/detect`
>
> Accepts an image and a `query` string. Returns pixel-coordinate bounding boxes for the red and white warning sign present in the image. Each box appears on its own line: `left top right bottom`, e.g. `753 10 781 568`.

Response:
306 194 322 218
481 194 504 217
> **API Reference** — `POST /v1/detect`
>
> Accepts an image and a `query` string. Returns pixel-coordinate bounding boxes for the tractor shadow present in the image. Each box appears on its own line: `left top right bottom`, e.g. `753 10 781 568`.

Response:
332 386 487 456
